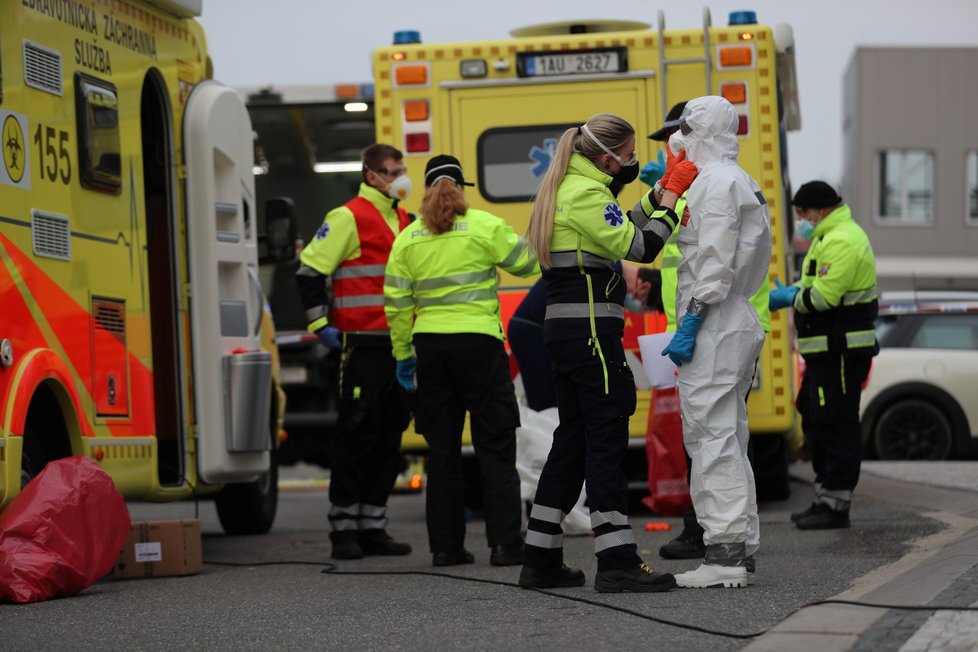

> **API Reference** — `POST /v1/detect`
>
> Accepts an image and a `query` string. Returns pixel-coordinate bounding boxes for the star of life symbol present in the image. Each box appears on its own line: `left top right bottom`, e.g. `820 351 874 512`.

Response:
315 222 330 240
529 138 559 178
604 203 624 227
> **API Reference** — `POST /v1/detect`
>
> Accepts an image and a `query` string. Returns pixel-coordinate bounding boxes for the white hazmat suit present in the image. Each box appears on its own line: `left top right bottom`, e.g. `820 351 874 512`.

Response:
670 96 772 587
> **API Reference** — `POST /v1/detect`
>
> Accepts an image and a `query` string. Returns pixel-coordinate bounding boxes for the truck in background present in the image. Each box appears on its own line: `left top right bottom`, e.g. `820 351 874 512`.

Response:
240 82 374 467
371 9 803 500
0 0 295 534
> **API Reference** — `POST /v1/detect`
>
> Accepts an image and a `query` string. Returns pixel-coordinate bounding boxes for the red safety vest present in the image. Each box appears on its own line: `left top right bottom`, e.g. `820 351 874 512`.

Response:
330 197 411 332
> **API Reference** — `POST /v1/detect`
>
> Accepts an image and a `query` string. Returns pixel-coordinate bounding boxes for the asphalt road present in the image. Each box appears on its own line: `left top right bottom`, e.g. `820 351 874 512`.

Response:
1 464 943 651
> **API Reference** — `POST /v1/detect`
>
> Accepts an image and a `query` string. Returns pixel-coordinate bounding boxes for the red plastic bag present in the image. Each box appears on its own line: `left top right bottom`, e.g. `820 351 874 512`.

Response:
641 387 692 516
0 456 131 603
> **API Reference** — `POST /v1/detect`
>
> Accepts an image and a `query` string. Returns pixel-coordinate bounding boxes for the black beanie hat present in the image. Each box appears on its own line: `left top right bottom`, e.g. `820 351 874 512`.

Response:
424 155 474 188
792 181 842 209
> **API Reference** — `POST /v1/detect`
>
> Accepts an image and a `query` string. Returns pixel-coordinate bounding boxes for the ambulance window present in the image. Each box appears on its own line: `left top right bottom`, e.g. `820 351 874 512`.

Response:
74 73 121 195
477 124 576 203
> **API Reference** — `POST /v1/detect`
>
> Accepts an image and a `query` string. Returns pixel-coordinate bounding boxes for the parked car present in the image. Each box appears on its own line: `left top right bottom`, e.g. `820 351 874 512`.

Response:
860 292 978 460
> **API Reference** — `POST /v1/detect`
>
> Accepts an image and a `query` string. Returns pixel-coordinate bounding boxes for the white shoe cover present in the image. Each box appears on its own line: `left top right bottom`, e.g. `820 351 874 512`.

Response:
675 563 748 588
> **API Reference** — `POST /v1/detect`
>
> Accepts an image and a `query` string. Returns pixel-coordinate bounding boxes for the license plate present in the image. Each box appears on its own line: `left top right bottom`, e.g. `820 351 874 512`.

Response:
519 48 626 78
280 365 308 385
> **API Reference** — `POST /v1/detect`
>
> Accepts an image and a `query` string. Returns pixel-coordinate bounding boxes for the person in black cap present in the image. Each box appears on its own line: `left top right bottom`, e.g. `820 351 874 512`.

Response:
769 180 878 530
384 154 540 567
639 101 687 186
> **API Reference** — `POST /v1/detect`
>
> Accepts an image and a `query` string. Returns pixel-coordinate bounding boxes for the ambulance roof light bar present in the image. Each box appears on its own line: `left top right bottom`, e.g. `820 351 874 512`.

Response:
393 30 421 44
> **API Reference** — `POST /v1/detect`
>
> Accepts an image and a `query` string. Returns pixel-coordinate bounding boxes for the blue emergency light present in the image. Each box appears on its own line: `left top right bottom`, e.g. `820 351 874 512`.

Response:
393 30 421 44
728 11 758 25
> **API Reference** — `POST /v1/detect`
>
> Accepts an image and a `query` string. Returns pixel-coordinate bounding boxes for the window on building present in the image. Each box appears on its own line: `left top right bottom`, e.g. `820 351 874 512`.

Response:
967 151 978 226
876 149 933 224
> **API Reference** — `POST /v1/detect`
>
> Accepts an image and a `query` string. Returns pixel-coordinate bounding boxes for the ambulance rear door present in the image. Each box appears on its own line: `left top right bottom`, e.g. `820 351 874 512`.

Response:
183 80 272 483
446 74 656 245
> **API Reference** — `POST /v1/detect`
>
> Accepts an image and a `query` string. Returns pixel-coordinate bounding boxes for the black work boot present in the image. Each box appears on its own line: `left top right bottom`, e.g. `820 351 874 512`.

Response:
594 563 676 593
659 508 706 559
790 502 817 523
359 529 412 556
518 564 586 589
795 503 850 530
490 543 524 566
330 531 364 560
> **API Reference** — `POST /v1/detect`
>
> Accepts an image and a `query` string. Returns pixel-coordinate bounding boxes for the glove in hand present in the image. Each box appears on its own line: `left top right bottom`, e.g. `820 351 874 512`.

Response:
769 279 800 311
662 312 704 367
396 357 417 392
664 160 699 196
658 149 684 190
316 326 342 350
639 151 666 186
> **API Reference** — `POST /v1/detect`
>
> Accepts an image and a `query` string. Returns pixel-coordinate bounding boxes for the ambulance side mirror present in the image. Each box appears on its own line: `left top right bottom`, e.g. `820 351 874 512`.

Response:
259 197 298 264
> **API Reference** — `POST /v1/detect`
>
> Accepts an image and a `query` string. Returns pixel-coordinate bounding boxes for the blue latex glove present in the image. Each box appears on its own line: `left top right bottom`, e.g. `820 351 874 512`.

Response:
315 326 342 350
639 150 667 187
769 279 800 311
396 357 417 392
662 312 704 367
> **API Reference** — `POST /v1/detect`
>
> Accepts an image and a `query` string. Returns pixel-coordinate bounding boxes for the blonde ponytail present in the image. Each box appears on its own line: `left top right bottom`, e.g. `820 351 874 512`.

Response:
527 114 635 269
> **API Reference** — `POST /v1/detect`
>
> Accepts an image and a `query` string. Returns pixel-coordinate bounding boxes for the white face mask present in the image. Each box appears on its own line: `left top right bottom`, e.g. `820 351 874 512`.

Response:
668 131 686 157
387 174 413 201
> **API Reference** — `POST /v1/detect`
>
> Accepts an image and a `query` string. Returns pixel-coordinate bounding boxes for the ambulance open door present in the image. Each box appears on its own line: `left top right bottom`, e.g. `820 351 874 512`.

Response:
183 80 272 483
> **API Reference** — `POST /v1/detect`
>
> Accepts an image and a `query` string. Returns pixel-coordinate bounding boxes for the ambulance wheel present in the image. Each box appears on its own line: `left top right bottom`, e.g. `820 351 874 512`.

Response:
752 435 791 502
20 429 47 489
215 449 279 535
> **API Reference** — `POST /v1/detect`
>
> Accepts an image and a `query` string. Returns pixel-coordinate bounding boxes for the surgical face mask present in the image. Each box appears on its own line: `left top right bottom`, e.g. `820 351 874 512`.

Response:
624 292 645 313
612 160 640 186
387 174 413 201
668 131 686 157
795 218 815 240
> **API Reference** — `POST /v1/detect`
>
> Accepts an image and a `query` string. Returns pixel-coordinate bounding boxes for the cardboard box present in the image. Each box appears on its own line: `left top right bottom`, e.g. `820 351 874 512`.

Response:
114 519 202 579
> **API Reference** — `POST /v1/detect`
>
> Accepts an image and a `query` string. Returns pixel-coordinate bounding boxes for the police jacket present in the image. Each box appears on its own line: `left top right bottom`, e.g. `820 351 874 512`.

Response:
543 154 677 343
383 208 539 361
296 183 410 335
791 204 878 358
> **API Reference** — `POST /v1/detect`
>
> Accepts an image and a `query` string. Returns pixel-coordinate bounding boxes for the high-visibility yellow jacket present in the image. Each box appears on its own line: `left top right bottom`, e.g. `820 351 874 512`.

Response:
543 154 677 343
791 204 878 358
384 208 539 361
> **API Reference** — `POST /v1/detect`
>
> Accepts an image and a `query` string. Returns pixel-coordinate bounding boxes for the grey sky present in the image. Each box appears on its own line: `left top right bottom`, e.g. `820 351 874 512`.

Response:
198 0 978 189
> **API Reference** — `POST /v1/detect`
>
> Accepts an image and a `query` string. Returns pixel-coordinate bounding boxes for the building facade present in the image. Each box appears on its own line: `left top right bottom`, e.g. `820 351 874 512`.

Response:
841 47 978 291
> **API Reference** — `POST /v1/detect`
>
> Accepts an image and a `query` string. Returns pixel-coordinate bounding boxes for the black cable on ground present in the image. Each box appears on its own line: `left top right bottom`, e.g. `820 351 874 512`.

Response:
201 560 978 640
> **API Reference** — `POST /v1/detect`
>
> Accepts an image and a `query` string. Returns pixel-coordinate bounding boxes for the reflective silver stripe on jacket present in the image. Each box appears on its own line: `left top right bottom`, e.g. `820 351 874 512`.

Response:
842 287 878 305
296 263 322 278
549 251 615 270
416 288 498 308
545 302 624 320
500 238 530 268
806 286 832 312
385 273 413 290
333 264 387 279
627 226 647 261
593 529 635 553
415 268 494 291
661 255 682 269
590 510 629 528
797 329 876 354
641 215 674 242
385 295 416 309
334 294 385 308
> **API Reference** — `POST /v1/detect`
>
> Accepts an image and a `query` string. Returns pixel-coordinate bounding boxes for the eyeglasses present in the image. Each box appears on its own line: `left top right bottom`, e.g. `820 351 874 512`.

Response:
371 166 407 178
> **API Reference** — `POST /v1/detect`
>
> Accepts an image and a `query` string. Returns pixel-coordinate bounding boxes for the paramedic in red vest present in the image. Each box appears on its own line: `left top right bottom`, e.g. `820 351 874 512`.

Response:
296 143 414 560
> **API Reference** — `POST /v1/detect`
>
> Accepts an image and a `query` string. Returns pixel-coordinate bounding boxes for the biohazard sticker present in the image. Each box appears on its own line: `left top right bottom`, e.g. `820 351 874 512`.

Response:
603 203 624 227
1 111 31 189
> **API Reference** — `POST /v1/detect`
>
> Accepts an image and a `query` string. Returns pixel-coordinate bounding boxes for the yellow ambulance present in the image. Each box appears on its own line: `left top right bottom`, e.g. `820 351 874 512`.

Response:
372 9 802 498
0 0 296 533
